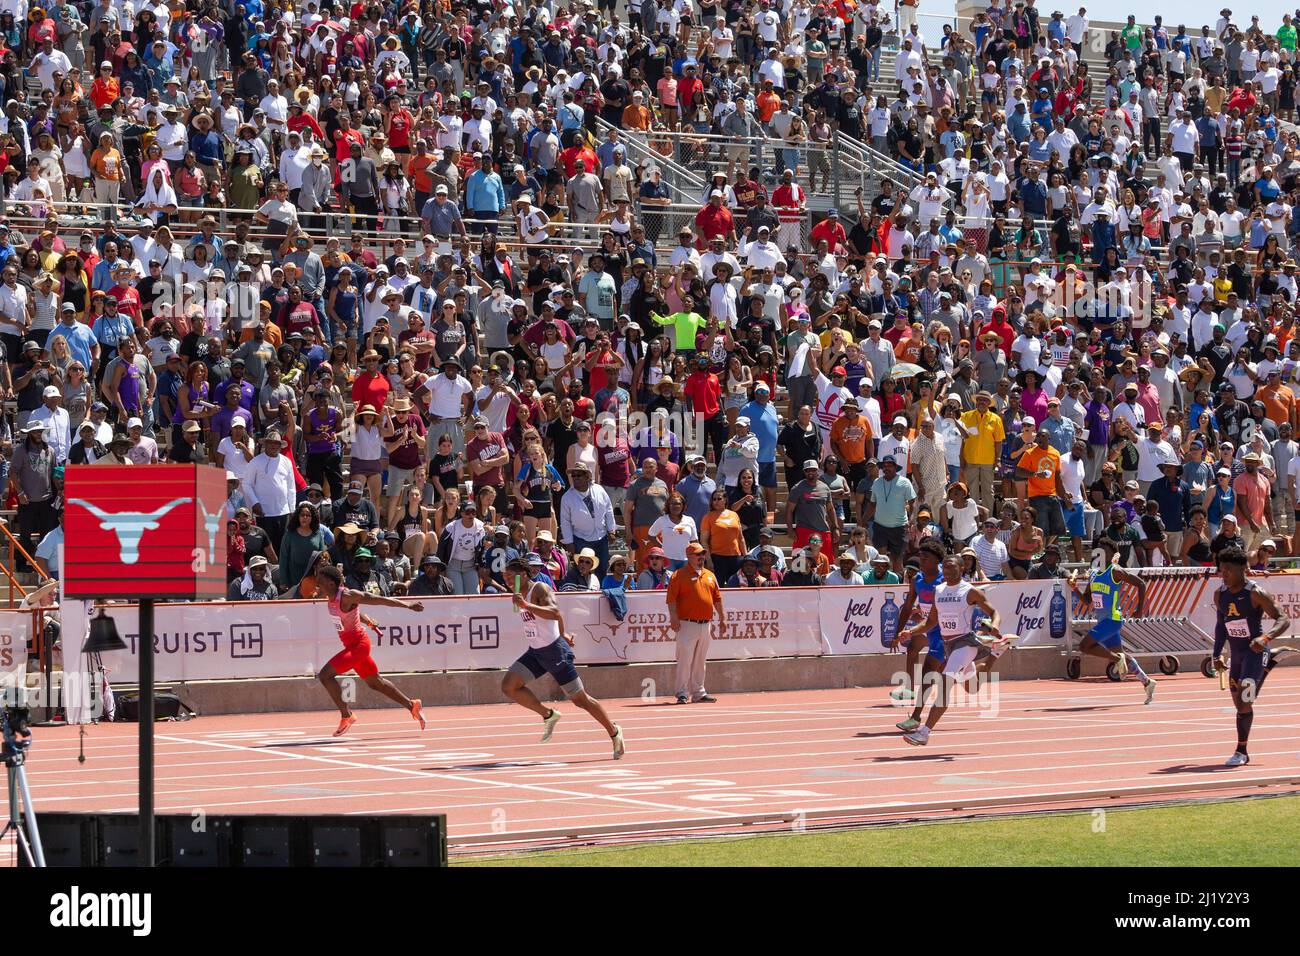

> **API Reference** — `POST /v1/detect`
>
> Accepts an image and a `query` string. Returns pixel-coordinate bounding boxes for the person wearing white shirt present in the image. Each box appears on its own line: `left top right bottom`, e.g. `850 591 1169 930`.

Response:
895 40 922 83
217 419 256 486
1168 113 1200 165
1113 388 1146 431
156 114 188 162
422 363 474 452
29 41 72 91
741 227 785 271
30 387 72 463
559 464 616 573
1066 9 1088 46
279 134 312 193
755 2 781 44
244 431 298 542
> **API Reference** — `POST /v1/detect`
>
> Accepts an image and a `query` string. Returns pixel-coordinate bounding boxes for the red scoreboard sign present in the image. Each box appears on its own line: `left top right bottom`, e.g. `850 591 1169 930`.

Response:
63 464 228 600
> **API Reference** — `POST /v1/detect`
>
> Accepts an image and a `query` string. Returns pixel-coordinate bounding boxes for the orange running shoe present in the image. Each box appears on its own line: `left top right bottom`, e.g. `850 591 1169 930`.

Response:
333 715 356 737
410 699 425 730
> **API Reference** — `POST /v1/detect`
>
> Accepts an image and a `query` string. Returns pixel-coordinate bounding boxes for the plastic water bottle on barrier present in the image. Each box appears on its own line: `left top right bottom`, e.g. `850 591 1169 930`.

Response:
1049 581 1068 641
880 592 899 650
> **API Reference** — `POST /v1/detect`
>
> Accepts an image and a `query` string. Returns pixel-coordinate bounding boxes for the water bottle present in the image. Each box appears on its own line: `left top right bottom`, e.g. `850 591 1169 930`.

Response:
1049 581 1068 641
880 591 900 650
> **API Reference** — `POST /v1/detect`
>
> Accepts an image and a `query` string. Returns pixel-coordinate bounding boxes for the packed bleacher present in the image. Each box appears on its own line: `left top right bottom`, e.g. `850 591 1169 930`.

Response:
3 0 1300 601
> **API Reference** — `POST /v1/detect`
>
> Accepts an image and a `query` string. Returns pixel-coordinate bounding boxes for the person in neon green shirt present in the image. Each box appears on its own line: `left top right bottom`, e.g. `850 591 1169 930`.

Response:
651 294 707 353
1121 15 1143 50
1279 16 1297 52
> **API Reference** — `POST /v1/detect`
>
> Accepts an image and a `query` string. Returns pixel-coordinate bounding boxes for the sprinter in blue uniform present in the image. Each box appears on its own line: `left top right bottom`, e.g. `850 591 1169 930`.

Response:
892 540 945 706
1214 548 1292 767
896 553 1007 745
1067 538 1156 703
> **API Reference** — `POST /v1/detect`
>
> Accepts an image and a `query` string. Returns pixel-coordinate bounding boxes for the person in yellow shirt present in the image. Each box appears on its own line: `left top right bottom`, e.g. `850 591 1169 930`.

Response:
1213 272 1234 304
1016 427 1070 542
958 391 1005 514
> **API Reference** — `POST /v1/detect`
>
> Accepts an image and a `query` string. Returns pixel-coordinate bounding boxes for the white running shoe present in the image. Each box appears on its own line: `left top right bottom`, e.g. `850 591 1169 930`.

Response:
611 725 626 760
903 726 931 746
890 686 915 701
1144 681 1156 705
1225 751 1250 767
896 717 920 732
1114 651 1128 677
541 708 562 742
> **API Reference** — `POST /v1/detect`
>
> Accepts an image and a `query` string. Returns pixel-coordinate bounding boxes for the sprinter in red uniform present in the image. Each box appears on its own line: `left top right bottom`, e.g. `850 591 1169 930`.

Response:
315 564 427 737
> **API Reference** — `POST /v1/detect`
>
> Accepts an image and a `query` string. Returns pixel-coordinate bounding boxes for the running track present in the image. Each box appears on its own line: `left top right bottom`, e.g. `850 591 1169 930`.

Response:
7 671 1300 854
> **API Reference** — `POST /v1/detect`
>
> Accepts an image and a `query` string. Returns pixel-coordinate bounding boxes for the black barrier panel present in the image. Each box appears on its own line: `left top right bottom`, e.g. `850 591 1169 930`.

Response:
100 817 144 867
381 820 447 868
166 816 232 867
237 819 294 867
29 812 448 867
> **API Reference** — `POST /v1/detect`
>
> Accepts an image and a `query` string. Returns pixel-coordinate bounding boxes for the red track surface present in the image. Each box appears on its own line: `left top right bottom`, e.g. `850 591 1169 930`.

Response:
8 671 1300 855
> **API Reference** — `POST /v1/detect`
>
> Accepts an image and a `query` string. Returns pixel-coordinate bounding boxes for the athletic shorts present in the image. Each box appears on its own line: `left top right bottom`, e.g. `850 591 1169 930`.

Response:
1008 555 1032 572
1088 619 1123 649
926 629 946 663
327 630 379 679
943 643 981 679
509 637 584 696
1229 640 1269 691
758 461 778 488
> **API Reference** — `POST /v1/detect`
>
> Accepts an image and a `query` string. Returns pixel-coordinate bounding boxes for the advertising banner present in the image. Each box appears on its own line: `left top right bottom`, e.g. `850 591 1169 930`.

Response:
59 570 1300 685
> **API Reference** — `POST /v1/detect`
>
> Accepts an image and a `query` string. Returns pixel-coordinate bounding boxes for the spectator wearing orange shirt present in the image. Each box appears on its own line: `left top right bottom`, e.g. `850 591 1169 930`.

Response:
755 79 781 123
830 397 873 515
1256 369 1299 431
621 90 652 132
666 541 725 704
89 131 125 207
89 61 119 109
1016 427 1070 542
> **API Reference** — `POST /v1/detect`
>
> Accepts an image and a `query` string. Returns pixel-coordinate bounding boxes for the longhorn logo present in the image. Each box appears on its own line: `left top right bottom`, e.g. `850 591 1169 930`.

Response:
196 497 223 563
68 497 192 565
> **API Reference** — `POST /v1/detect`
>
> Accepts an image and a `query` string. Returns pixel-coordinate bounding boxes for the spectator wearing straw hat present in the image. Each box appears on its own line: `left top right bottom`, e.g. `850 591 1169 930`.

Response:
244 429 297 544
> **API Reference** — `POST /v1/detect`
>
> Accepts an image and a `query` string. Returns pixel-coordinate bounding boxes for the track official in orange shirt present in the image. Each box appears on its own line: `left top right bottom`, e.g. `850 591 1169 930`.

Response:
666 541 725 704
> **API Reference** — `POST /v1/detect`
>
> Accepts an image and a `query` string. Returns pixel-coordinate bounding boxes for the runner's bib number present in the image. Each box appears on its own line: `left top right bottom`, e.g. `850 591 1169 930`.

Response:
1226 618 1251 639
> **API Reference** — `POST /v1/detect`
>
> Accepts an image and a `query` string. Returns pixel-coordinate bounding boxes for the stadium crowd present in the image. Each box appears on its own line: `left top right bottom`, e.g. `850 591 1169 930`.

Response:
1 0 1299 601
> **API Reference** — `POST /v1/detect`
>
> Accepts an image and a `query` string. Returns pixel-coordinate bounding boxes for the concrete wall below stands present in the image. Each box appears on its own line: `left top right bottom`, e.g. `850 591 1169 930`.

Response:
167 647 1233 715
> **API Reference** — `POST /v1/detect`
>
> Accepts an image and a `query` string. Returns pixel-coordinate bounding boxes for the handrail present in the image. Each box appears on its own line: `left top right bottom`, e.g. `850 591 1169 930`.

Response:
592 116 708 205
0 519 45 608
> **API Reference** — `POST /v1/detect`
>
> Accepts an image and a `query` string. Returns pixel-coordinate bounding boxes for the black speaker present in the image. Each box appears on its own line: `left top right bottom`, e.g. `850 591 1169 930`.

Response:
33 812 449 866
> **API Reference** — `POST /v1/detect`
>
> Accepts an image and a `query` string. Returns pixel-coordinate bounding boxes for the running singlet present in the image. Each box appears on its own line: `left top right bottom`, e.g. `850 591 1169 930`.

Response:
914 568 942 639
935 579 977 639
1090 564 1123 622
521 587 561 649
328 592 364 639
1216 583 1263 646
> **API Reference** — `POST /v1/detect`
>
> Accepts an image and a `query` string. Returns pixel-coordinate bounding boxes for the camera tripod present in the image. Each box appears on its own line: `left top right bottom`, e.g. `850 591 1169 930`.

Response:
1 708 45 867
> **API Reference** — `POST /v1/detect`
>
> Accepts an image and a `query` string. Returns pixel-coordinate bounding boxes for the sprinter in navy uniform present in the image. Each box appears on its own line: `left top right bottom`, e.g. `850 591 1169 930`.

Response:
1214 548 1293 767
